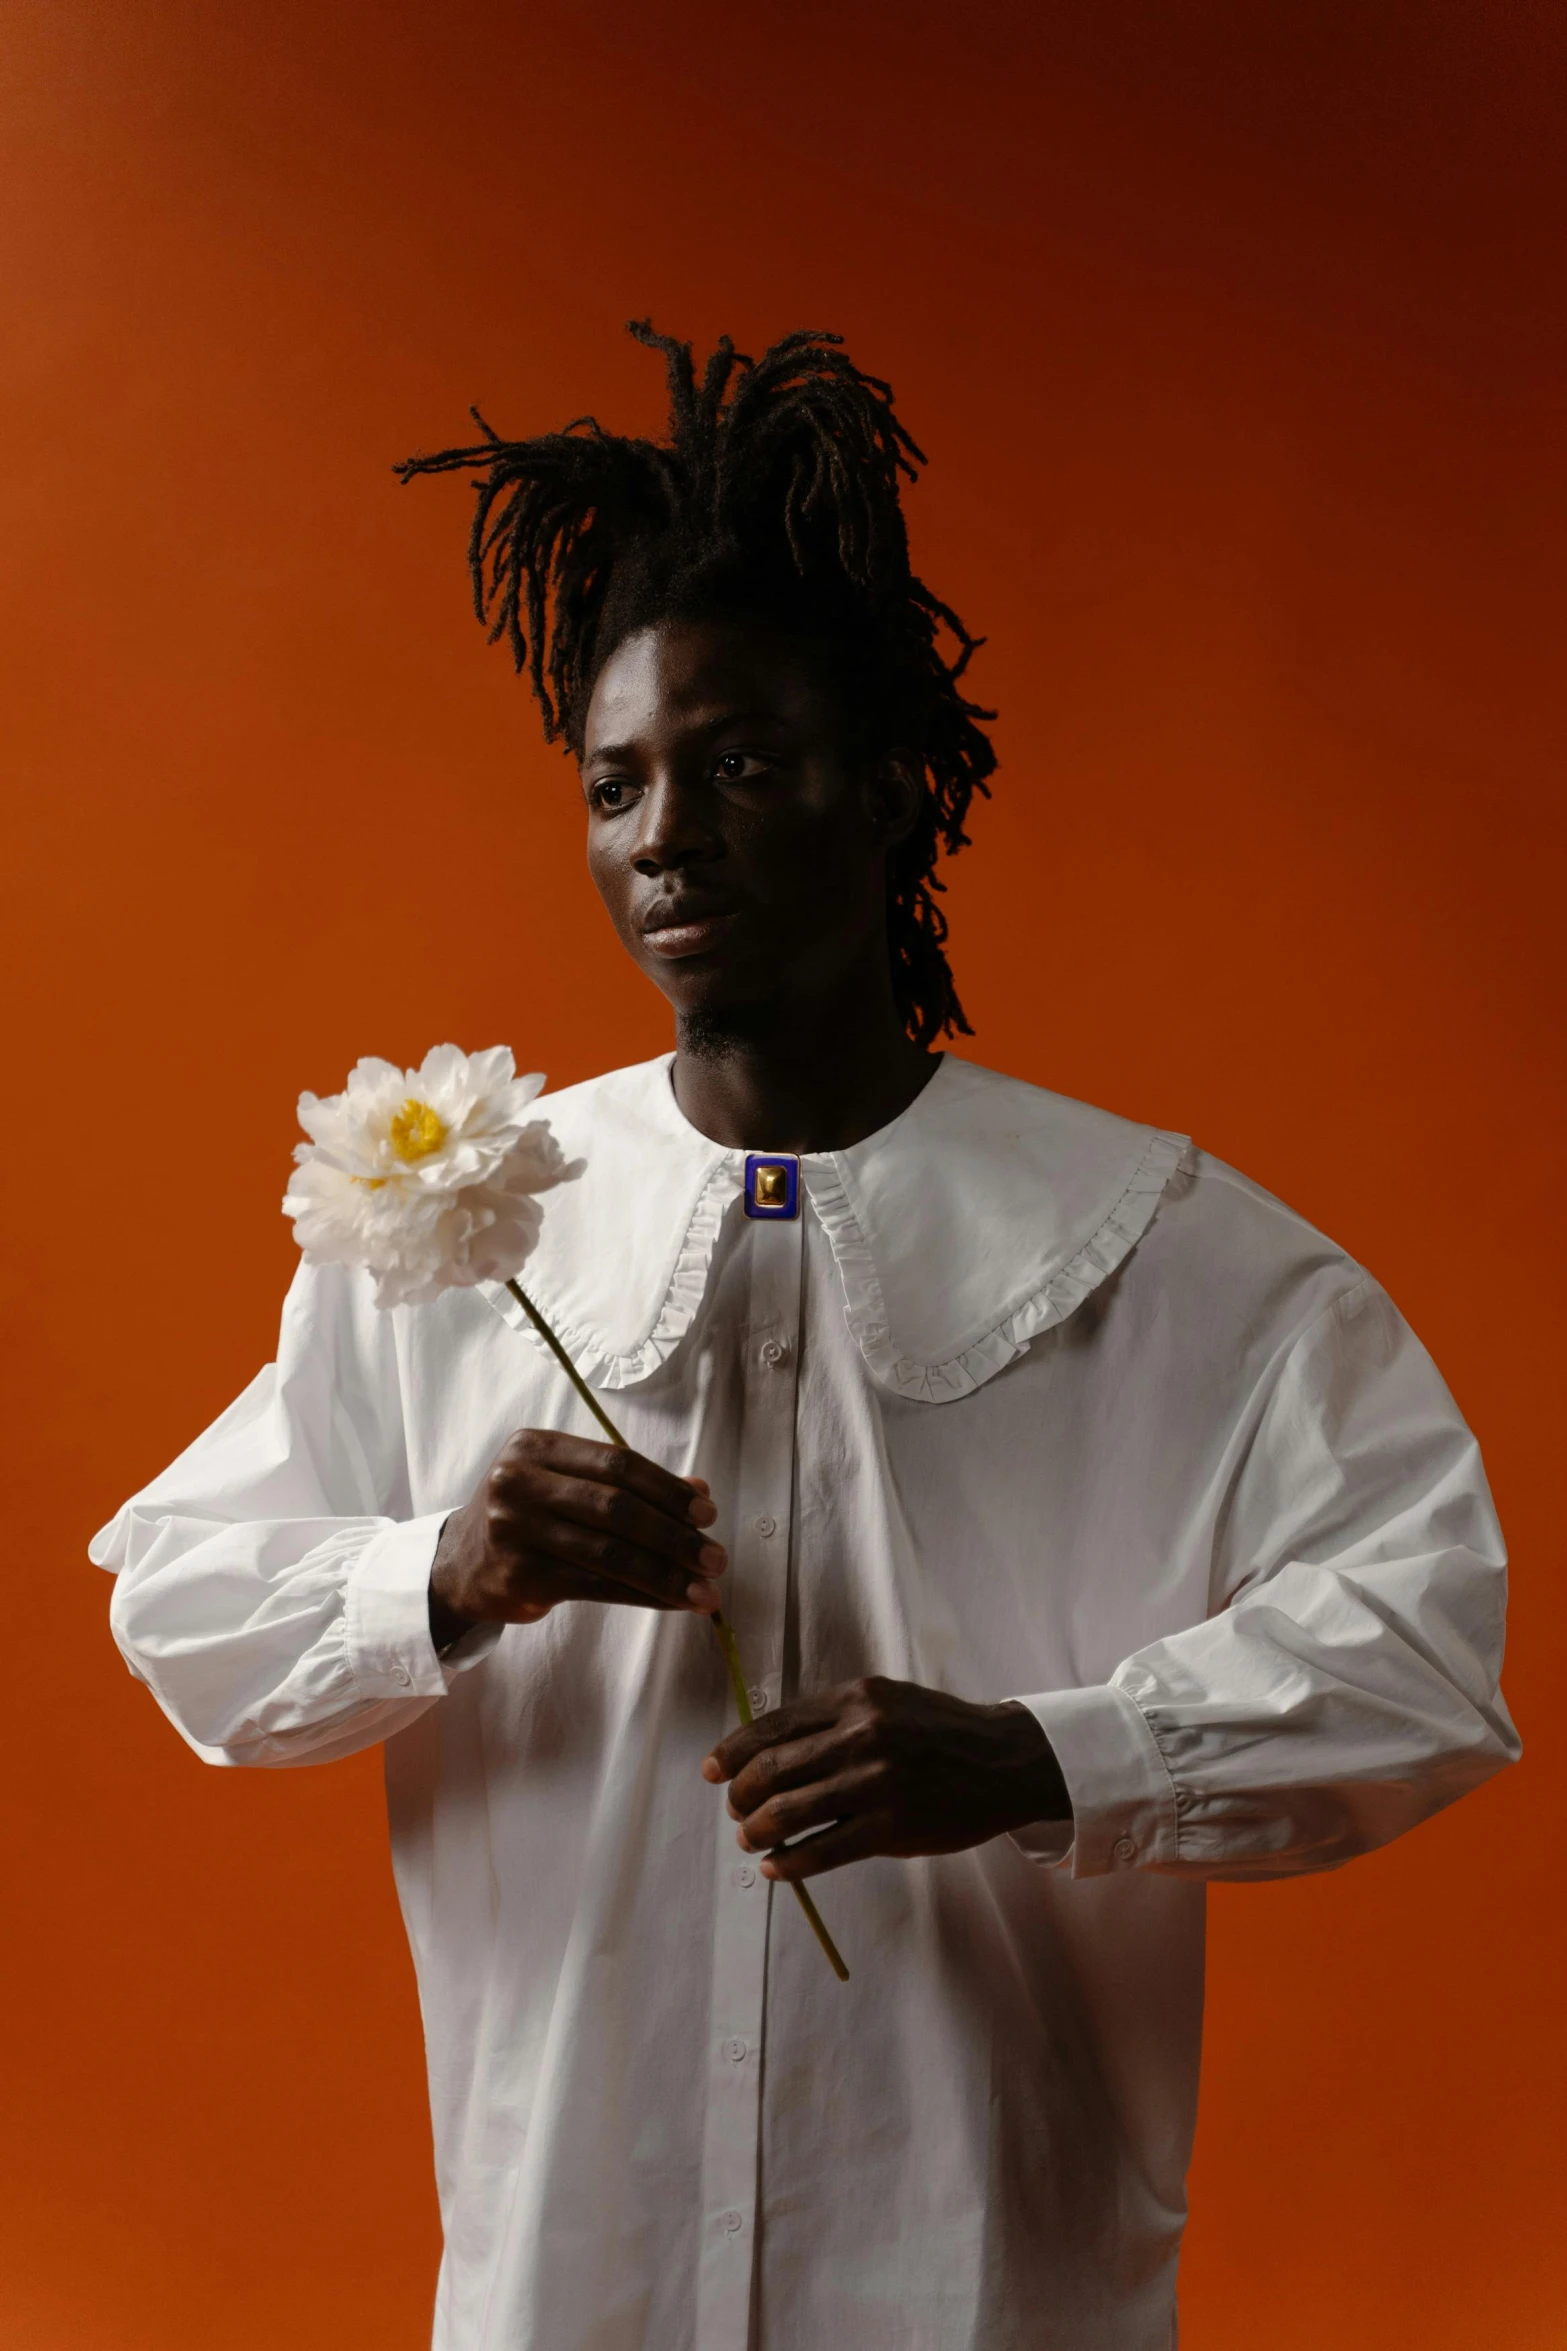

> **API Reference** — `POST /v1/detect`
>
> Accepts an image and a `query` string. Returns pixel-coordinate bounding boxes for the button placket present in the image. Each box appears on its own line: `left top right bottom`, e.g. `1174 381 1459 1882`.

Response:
693 1206 804 2351
726 1215 800 1717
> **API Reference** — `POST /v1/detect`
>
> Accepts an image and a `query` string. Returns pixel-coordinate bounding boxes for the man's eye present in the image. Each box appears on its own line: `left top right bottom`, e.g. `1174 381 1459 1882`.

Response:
591 778 633 811
714 751 771 782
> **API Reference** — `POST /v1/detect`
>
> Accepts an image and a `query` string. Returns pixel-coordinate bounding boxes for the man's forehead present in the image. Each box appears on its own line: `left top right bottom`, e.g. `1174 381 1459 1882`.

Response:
583 621 827 750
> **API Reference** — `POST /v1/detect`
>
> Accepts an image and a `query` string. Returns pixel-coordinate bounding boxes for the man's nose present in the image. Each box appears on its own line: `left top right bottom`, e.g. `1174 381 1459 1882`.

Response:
630 775 721 876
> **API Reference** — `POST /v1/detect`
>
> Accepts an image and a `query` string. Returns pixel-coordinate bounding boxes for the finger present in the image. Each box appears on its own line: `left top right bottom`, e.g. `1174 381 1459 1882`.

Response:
504 1432 719 1529
536 1563 689 1615
704 1693 849 1784
724 1728 852 1818
527 1467 727 1579
494 1561 692 1622
762 1815 891 1884
735 1762 884 1852
522 1513 723 1613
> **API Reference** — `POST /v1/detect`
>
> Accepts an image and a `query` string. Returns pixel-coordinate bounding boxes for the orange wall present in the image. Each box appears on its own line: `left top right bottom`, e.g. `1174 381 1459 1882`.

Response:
2 3 1561 2343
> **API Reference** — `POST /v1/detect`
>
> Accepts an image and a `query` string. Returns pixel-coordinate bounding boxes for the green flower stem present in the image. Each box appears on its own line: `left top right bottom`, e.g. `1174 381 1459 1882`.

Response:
713 1616 850 1983
505 1276 850 1984
505 1277 630 1450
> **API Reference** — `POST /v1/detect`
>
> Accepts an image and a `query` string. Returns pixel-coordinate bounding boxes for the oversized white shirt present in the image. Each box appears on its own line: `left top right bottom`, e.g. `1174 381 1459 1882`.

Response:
93 1054 1518 2351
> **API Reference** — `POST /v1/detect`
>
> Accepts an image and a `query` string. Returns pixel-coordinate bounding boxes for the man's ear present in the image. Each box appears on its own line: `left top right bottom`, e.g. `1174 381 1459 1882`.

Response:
864 751 923 847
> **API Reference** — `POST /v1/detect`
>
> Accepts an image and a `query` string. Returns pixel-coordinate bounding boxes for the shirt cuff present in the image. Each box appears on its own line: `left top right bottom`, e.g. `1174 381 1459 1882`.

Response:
1006 1682 1180 1875
344 1514 500 1698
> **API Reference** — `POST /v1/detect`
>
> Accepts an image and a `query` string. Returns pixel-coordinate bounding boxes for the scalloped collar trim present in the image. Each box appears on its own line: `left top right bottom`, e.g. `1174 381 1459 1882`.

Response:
483 1055 1188 1404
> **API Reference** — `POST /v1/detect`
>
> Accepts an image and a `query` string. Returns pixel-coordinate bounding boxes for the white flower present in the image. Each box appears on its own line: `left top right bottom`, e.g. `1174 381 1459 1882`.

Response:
283 1044 579 1308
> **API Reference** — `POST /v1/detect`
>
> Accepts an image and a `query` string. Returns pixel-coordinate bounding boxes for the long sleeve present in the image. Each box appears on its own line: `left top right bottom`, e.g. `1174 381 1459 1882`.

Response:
1016 1275 1520 1878
91 1260 497 1767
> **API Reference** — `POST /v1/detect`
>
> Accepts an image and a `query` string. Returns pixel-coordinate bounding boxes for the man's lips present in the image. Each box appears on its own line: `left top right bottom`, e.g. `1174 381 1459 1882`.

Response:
640 904 742 960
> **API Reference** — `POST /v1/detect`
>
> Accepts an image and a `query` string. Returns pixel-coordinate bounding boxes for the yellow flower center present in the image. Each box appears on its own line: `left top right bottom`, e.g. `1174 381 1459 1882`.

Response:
388 1098 447 1163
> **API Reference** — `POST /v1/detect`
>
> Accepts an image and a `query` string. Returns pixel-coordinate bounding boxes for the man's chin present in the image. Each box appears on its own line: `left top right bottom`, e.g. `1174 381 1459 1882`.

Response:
643 943 783 1052
675 998 784 1058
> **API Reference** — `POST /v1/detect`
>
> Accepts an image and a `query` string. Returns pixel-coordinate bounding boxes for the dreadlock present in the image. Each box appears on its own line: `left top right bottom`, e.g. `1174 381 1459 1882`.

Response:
396 322 996 1047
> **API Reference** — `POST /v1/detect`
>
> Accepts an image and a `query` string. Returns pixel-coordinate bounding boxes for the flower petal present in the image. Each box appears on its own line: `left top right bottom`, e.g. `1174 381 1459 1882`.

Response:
285 1048 580 1305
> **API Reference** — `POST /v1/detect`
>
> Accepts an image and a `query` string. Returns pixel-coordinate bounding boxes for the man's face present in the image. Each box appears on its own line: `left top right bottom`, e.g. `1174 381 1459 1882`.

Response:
579 618 913 1028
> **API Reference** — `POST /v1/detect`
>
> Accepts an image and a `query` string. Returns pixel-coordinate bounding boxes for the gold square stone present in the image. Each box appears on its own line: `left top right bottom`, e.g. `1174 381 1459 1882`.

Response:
753 1163 788 1207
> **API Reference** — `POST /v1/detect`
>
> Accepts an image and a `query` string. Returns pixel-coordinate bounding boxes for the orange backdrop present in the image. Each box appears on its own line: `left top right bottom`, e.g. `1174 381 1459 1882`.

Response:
2 2 1562 2343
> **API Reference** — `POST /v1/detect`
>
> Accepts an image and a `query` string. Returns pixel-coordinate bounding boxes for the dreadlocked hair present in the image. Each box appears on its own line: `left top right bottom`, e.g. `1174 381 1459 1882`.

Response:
396 321 996 1048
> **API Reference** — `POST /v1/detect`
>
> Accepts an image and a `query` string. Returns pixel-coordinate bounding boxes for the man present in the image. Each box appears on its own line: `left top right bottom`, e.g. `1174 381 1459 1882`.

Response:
94 324 1518 2350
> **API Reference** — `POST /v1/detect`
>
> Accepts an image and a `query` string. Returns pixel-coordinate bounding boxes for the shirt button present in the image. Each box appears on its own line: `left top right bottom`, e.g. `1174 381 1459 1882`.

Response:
724 2037 748 2063
1112 1834 1136 1863
735 1864 757 1888
721 2209 744 2235
753 1513 777 1537
392 1666 412 1687
747 1687 770 1714
759 1339 786 1368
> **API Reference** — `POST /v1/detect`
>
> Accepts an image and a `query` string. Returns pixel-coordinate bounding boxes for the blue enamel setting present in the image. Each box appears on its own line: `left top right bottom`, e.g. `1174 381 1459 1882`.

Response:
743 1153 801 1220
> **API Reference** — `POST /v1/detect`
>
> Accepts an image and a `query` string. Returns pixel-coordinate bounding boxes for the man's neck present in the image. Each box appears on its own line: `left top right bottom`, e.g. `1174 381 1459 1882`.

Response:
671 987 939 1155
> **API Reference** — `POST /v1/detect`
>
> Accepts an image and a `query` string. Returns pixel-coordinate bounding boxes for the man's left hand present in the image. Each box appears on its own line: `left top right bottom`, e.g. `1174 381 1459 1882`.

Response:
701 1676 1071 1882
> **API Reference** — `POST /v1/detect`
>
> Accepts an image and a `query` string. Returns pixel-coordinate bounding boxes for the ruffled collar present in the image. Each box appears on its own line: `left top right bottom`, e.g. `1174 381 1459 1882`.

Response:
483 1054 1188 1406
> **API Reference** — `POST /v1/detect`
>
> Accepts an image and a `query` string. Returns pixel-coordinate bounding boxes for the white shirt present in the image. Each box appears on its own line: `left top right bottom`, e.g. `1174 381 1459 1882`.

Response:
93 1054 1517 2351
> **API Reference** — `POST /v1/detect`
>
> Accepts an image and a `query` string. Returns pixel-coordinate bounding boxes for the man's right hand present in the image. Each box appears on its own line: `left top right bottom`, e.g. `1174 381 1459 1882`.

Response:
428 1429 726 1650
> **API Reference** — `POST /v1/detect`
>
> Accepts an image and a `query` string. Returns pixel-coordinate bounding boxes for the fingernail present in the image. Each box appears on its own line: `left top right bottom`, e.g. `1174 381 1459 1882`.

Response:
689 1497 718 1526
698 1543 726 1573
686 1581 720 1609
700 1757 721 1781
